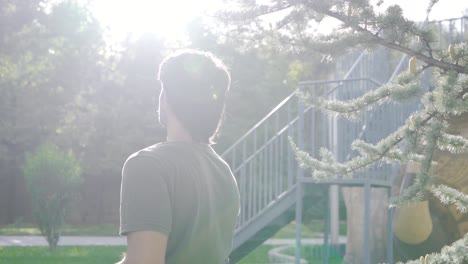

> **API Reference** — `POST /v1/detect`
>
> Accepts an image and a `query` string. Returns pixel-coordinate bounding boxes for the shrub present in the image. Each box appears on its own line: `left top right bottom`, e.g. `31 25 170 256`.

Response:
23 143 82 251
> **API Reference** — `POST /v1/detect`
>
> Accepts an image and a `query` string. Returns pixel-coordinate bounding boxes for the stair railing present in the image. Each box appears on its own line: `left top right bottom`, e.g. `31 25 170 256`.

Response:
227 15 467 259
223 48 374 233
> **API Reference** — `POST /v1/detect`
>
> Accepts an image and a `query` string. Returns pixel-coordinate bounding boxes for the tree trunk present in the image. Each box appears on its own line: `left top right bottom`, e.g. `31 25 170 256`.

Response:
342 187 388 264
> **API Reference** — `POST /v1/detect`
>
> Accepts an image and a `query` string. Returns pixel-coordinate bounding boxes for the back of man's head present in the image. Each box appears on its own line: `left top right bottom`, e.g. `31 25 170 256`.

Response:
158 50 231 144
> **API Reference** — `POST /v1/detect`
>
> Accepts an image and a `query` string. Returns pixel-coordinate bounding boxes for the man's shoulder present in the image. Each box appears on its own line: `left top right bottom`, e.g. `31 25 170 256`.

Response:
124 143 179 170
129 142 178 159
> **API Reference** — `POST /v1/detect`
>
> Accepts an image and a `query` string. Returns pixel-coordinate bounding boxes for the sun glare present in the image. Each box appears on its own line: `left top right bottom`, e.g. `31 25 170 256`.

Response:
91 0 220 42
91 0 467 44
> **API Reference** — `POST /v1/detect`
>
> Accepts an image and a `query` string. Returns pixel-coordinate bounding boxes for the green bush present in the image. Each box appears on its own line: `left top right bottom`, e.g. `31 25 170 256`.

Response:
22 144 82 251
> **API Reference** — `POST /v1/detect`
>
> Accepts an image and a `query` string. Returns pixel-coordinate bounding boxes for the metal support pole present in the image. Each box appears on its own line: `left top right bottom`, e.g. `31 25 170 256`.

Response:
295 85 306 264
449 20 453 45
324 186 330 264
438 21 442 49
311 107 317 157
275 112 280 197
461 18 465 43
232 146 237 169
295 182 303 264
261 150 266 209
263 123 268 208
330 185 340 245
287 100 293 189
253 130 258 215
269 139 274 202
248 163 253 220
279 133 284 193
298 85 305 181
364 182 371 264
387 187 394 264
329 84 340 247
240 142 247 224
254 129 257 154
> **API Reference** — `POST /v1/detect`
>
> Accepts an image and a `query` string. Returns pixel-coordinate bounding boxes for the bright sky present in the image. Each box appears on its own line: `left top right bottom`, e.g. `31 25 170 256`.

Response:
90 0 221 42
90 0 468 42
380 0 467 21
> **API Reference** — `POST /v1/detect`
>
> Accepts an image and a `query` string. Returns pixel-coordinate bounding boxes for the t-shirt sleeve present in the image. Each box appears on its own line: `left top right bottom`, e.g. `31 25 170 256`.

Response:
119 154 172 236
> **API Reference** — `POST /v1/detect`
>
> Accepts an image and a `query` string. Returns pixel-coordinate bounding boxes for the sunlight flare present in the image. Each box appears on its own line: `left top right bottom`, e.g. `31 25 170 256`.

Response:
91 0 219 41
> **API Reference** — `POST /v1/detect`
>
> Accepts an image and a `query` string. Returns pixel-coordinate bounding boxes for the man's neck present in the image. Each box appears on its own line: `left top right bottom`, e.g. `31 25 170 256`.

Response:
166 121 193 142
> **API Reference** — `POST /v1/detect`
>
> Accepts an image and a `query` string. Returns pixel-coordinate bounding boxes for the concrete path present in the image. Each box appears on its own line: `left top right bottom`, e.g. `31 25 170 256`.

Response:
0 235 346 247
0 236 126 247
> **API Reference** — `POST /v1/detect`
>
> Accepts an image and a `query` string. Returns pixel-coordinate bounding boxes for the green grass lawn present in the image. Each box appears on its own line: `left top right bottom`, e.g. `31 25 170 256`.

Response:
236 219 347 264
0 246 126 264
0 245 342 264
0 246 274 264
0 220 346 264
0 224 119 236
283 245 344 264
238 245 276 264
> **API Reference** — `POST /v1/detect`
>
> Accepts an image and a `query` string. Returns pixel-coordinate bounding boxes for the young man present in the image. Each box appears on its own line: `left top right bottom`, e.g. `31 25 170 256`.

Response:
118 50 240 264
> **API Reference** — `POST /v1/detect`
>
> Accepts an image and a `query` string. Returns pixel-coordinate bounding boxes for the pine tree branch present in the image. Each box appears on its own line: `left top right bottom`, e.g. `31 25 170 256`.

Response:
306 4 468 74
437 132 468 154
295 75 466 179
219 2 298 21
227 1 467 73
295 110 439 179
296 71 425 117
344 113 436 173
431 184 468 213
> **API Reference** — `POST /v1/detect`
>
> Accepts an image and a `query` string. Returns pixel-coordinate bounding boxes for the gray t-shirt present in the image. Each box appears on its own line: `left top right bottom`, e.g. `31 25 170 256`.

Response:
120 142 240 264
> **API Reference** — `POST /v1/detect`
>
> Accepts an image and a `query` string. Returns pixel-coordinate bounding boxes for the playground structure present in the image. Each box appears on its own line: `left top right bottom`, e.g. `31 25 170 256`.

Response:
224 17 468 264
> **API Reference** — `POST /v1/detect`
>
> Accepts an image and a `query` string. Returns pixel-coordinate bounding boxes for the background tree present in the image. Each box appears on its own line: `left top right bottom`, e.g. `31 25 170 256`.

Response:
22 143 82 251
0 0 335 226
67 34 169 223
0 0 107 224
222 0 468 263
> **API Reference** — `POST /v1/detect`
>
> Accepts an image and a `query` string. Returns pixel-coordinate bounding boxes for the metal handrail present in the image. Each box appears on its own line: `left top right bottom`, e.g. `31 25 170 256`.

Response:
222 49 369 158
221 90 297 157
222 77 375 157
429 16 467 23
231 77 382 170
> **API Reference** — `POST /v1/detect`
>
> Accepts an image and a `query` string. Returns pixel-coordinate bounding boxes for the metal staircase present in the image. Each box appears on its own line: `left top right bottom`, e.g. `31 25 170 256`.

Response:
224 17 467 264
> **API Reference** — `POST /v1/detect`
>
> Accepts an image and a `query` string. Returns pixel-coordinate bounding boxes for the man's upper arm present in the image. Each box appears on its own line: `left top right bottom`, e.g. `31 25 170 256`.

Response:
120 154 172 236
123 231 168 264
119 154 172 264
